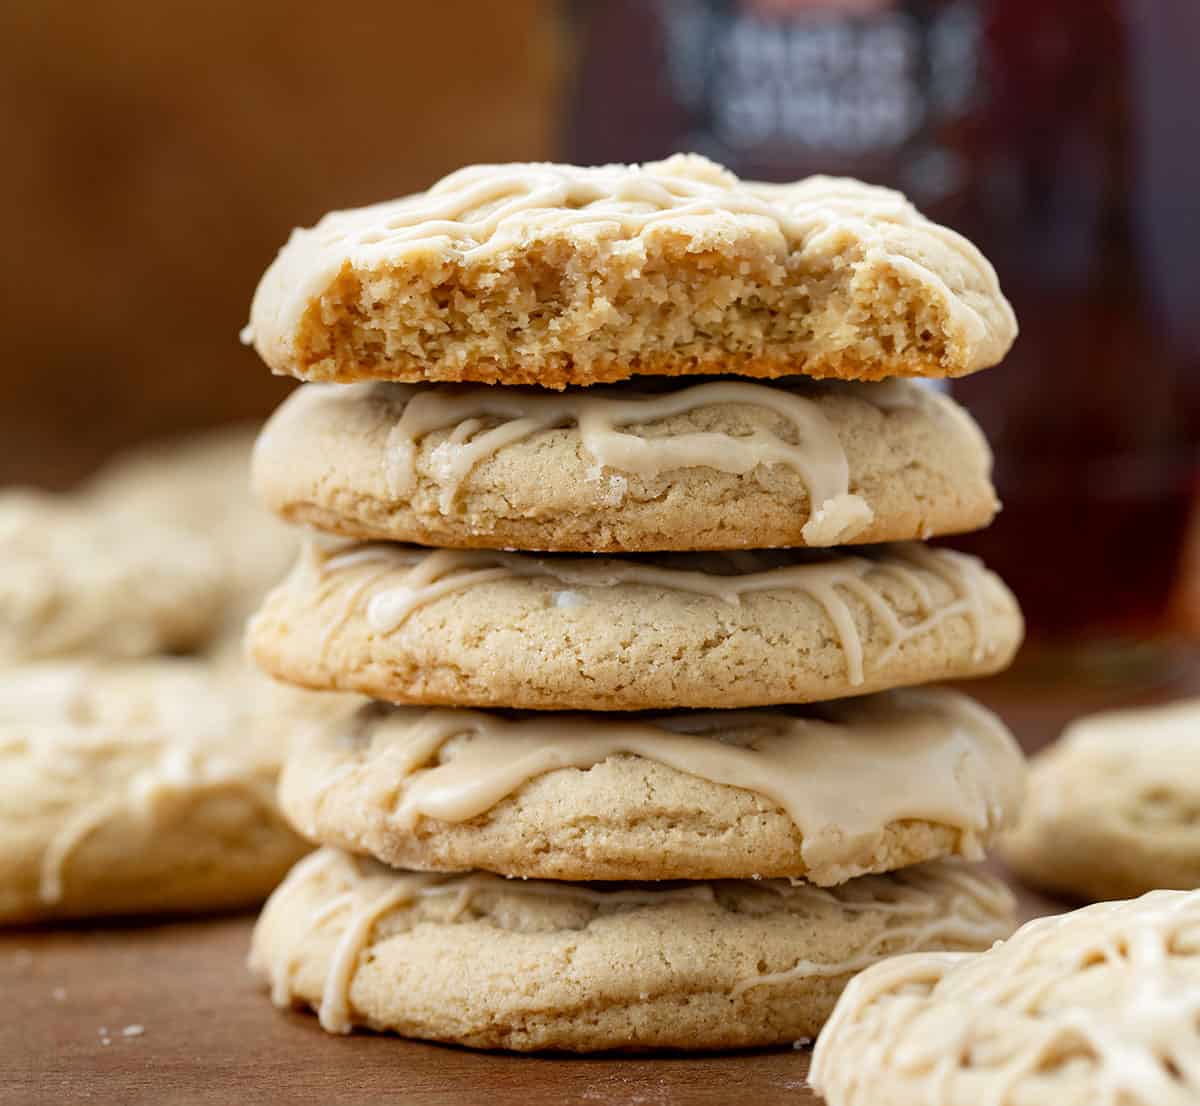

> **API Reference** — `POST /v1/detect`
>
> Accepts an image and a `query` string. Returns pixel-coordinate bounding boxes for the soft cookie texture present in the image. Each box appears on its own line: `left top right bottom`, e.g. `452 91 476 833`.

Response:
250 848 1016 1052
1002 699 1200 902
279 689 1024 884
245 155 1016 389
0 658 343 923
253 377 997 552
248 541 1023 711
0 490 226 664
811 888 1200 1106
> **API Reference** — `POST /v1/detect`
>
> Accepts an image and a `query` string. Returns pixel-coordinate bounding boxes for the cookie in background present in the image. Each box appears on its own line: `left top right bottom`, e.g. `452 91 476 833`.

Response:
1 424 301 666
0 489 226 665
1002 699 1200 902
0 658 358 925
86 422 301 629
0 424 337 923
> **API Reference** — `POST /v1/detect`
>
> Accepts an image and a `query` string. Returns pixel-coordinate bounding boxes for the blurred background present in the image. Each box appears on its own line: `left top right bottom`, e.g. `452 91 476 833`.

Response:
3 0 1198 675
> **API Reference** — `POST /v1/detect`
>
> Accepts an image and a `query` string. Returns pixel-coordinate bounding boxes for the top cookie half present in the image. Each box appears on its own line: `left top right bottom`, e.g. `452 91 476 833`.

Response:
245 155 1016 389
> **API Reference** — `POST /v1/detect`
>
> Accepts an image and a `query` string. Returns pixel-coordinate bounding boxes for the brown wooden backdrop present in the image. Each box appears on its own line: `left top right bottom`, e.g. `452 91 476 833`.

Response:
0 0 563 487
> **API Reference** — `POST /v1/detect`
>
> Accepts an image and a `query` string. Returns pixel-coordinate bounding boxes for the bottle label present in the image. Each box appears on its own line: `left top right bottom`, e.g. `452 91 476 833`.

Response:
659 0 981 197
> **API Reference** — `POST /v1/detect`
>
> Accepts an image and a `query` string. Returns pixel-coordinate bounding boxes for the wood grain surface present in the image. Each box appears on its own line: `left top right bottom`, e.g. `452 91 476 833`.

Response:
2 669 1195 1106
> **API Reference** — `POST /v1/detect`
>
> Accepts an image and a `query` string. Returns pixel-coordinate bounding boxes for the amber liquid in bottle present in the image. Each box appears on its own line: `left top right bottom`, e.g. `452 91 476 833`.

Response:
948 0 1200 670
568 0 1200 673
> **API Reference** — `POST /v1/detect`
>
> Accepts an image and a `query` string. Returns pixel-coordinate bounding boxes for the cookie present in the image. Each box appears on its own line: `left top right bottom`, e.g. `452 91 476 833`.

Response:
280 688 1024 885
0 658 333 923
253 377 997 552
87 423 300 617
250 848 1015 1052
245 154 1016 390
0 490 226 664
811 888 1200 1106
248 541 1023 711
1001 699 1200 902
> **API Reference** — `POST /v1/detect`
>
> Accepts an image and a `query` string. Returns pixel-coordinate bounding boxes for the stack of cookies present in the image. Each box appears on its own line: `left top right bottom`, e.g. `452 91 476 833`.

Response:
243 155 1027 1052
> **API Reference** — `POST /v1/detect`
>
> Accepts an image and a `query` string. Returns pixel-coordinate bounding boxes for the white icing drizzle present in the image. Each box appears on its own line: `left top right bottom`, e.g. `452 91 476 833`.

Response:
348 157 895 261
247 154 1009 341
319 879 427 1034
733 865 1015 994
322 688 1023 879
262 848 717 1033
811 889 1200 1106
38 797 125 905
381 379 875 544
306 540 1005 687
259 849 1013 1035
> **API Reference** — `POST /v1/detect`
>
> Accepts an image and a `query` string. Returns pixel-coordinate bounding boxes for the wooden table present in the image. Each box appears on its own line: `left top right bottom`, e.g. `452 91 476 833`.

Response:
3 667 1194 1106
